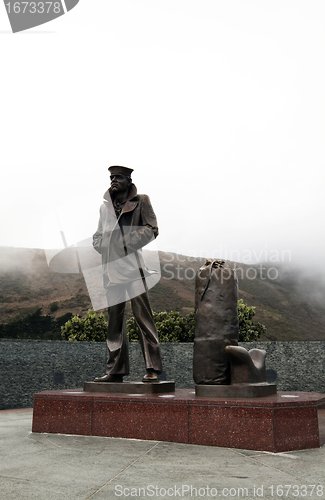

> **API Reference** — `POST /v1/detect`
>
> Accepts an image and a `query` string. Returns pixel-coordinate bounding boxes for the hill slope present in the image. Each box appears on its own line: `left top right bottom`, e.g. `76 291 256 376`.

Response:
0 247 325 341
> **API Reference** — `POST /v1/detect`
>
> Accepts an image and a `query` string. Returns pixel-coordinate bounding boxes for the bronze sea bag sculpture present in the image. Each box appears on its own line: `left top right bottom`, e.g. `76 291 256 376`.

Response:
193 259 239 385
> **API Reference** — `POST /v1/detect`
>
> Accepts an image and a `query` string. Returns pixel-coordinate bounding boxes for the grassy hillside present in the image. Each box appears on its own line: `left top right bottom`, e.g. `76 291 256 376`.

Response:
0 246 325 341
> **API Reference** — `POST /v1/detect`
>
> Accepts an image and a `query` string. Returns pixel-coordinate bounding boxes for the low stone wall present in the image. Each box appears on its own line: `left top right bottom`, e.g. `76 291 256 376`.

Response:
0 339 324 410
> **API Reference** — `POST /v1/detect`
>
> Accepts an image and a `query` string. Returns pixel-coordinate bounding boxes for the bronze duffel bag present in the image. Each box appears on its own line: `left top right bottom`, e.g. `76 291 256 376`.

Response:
193 259 239 385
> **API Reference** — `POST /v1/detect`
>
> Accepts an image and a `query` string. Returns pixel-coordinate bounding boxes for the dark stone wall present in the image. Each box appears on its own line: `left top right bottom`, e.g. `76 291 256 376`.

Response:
0 339 324 409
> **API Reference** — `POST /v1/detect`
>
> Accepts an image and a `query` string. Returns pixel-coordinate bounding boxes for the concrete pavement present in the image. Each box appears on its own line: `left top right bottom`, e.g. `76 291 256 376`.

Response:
0 409 325 499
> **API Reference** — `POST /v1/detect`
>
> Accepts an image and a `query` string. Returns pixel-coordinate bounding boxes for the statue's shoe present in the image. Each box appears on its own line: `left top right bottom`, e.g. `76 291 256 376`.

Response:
94 374 123 383
142 370 159 382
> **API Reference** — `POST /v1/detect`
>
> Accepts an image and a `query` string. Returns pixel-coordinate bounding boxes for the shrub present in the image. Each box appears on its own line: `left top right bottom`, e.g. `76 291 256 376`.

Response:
60 301 266 343
127 302 265 343
238 299 266 342
61 309 107 342
127 310 195 343
0 308 55 339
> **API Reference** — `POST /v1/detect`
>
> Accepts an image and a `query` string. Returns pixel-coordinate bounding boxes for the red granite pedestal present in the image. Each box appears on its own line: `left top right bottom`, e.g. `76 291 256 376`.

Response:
32 389 325 453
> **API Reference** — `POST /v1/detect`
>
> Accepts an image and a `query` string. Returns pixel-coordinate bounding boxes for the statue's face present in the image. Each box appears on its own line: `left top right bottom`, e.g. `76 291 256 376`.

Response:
110 174 130 193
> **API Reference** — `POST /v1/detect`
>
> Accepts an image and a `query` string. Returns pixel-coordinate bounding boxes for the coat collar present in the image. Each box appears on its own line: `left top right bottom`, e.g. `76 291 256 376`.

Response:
103 183 139 215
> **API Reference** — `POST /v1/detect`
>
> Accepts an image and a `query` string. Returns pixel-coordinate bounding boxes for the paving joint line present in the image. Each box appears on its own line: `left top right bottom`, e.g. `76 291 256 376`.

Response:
85 441 160 500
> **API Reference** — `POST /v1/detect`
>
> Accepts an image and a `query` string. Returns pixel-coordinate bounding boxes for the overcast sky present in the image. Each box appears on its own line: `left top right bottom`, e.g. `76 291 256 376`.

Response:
1 0 324 268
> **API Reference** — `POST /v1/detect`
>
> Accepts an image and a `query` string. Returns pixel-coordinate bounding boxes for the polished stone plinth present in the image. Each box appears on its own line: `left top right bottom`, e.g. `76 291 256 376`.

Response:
84 381 175 394
195 382 277 398
32 389 325 452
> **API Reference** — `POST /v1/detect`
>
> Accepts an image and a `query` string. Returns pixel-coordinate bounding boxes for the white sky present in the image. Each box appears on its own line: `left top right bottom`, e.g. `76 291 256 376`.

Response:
1 0 324 267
